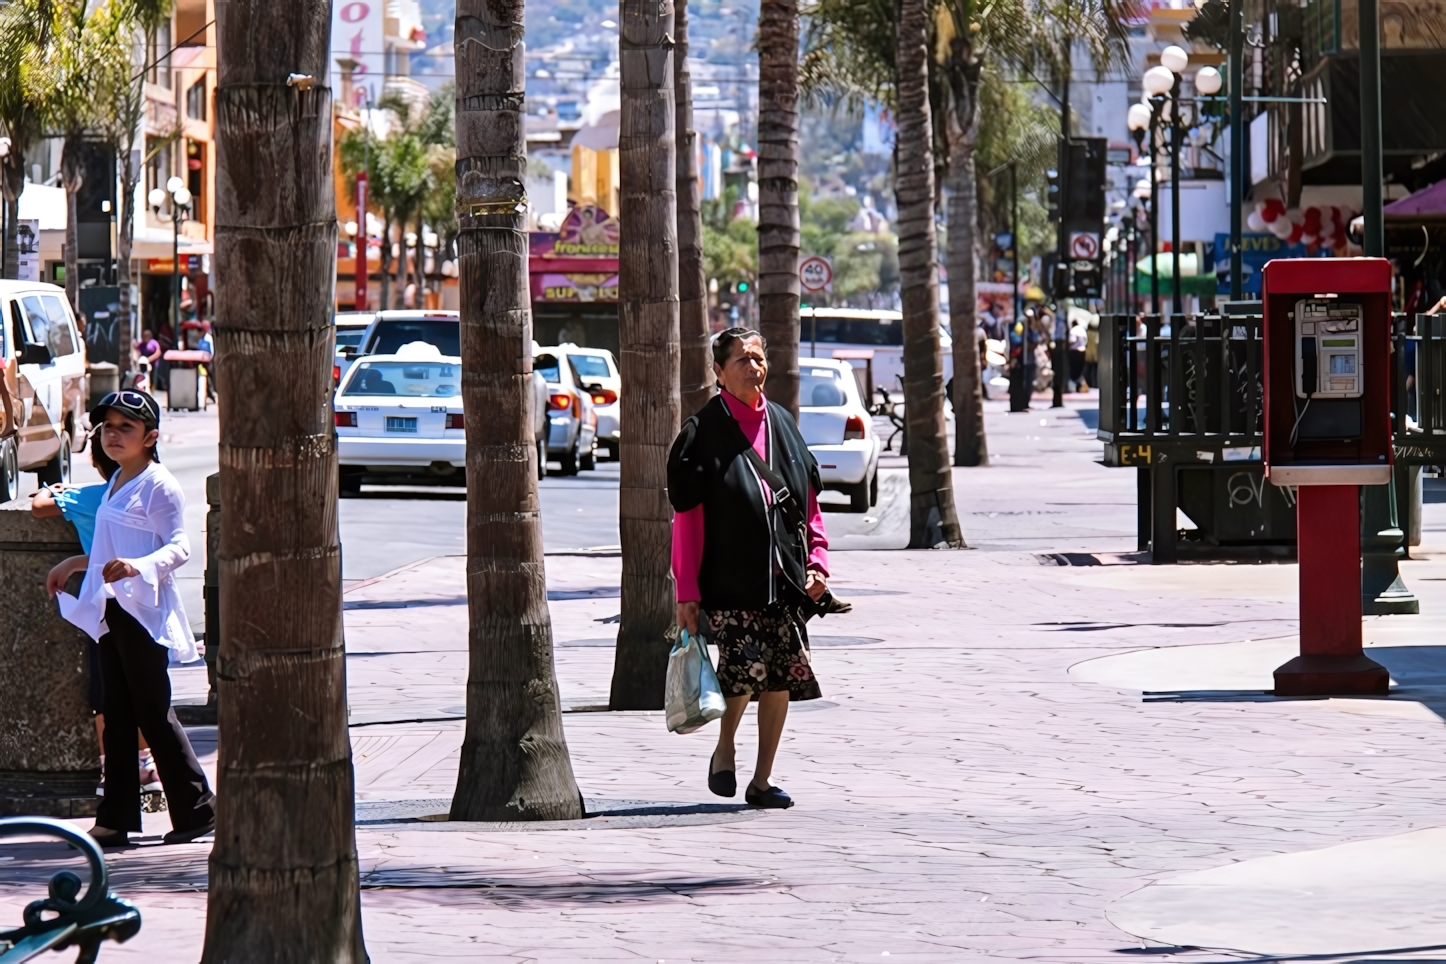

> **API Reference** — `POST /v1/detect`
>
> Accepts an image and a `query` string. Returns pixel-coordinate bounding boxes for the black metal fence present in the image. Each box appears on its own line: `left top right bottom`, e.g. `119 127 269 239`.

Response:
1097 310 1446 562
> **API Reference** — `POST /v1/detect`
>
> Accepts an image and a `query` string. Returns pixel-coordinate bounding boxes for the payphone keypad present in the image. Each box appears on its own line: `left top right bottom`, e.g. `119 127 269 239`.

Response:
1295 300 1363 399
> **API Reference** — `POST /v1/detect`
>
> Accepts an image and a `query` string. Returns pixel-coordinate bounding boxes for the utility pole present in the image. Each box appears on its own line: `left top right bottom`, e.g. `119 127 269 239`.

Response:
1357 0 1416 616
1053 38 1070 408
1228 0 1244 300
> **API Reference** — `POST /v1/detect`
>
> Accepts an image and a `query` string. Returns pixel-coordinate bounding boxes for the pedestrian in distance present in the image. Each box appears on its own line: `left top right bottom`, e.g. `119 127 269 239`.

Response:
667 327 835 810
33 434 162 798
46 390 215 848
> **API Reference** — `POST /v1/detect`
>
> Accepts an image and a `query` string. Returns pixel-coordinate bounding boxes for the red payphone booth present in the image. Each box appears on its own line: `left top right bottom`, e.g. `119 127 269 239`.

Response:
1263 258 1393 696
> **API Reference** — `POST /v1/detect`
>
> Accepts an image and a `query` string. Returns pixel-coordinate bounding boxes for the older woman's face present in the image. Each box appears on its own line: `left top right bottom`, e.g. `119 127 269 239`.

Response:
715 335 768 397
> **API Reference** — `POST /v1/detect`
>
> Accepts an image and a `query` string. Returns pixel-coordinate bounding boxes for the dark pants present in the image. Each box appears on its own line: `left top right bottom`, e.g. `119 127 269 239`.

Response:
95 600 214 834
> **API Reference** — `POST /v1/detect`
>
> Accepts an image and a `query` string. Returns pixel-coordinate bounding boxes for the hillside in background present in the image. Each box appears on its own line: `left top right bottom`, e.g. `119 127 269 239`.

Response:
411 0 760 87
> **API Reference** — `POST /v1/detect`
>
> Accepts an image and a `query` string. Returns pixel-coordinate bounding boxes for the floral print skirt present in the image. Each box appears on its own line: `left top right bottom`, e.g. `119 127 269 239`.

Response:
706 601 821 702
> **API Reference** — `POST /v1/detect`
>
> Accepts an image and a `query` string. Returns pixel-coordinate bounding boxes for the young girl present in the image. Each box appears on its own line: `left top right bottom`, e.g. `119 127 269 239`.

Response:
48 390 214 848
34 438 162 798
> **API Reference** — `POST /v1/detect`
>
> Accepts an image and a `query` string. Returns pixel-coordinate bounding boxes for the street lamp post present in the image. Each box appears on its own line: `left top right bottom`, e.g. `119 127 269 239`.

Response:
0 136 10 281
1127 103 1158 315
149 178 192 340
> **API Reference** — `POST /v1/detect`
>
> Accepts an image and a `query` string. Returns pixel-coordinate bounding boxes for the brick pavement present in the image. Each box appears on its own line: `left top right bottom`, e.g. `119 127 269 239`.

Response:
6 397 1446 961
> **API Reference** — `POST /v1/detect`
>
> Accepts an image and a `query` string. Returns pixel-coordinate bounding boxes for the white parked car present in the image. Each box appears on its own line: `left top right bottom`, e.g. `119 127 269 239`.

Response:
332 311 374 387
334 343 465 494
559 345 619 458
534 347 598 476
798 358 881 513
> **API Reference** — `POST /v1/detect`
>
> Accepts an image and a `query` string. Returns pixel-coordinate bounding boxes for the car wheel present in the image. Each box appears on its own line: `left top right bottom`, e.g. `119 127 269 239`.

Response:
537 440 547 480
869 471 879 507
339 470 362 498
847 478 870 513
0 438 16 502
559 439 580 476
37 430 71 486
580 441 596 471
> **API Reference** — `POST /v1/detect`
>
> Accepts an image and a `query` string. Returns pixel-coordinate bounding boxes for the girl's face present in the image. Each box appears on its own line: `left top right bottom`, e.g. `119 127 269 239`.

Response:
101 410 158 466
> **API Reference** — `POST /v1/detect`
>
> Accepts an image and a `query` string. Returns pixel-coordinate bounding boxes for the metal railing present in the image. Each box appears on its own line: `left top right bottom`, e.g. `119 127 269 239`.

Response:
1098 309 1265 448
0 818 139 962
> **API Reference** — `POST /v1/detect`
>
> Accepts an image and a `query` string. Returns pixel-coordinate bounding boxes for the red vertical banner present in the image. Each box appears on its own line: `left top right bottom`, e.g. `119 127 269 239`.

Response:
354 171 369 311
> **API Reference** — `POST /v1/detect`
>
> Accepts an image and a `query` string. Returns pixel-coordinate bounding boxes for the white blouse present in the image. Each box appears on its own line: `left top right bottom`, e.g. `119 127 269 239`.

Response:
58 462 197 662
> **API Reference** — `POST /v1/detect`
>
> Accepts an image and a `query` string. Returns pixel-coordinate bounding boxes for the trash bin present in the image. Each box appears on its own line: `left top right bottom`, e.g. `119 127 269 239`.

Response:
162 349 211 412
87 363 117 410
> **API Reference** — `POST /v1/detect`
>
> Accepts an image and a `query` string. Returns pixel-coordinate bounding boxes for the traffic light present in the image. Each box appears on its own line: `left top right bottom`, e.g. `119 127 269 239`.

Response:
1045 168 1061 222
737 281 749 293
1062 137 1106 224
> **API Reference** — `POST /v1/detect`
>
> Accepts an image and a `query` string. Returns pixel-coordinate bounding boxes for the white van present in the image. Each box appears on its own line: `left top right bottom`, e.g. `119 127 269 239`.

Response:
0 280 87 497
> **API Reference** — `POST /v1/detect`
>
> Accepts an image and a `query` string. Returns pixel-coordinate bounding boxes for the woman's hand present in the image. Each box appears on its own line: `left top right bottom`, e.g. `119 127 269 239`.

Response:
102 559 140 584
46 555 88 599
676 600 699 636
805 569 828 602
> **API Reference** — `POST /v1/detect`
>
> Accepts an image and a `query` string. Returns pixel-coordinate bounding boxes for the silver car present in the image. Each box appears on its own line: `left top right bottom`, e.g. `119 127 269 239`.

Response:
561 346 620 459
534 347 598 475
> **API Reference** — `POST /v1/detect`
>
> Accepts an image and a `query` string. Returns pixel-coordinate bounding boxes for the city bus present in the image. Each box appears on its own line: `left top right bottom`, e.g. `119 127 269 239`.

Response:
799 307 954 402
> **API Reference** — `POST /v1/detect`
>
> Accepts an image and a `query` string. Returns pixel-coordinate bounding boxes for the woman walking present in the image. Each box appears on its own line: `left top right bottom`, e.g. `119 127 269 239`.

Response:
667 328 832 809
48 390 215 847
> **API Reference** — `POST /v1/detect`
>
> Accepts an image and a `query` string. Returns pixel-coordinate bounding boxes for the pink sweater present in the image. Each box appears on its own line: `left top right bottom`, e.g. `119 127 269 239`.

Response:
673 389 830 603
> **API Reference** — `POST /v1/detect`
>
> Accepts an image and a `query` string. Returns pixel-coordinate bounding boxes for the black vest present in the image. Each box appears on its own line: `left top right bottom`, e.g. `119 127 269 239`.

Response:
667 393 821 611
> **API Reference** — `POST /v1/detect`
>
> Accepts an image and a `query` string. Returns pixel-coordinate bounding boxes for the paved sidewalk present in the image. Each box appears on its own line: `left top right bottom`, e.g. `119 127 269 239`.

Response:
7 397 1446 961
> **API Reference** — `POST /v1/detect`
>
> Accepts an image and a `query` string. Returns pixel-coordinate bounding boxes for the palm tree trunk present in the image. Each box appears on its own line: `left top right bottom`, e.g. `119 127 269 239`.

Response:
204 3 367 958
379 210 392 309
449 0 584 821
61 141 83 315
946 138 986 467
675 0 713 419
1 154 26 279
610 0 681 710
756 0 800 418
894 0 963 549
116 150 138 379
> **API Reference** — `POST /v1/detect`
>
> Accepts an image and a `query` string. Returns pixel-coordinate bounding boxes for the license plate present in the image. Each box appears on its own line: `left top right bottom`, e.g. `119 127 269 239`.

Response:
385 416 417 433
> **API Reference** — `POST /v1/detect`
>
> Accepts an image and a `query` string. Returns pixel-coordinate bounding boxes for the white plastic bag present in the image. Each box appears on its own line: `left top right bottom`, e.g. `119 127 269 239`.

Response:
664 628 727 734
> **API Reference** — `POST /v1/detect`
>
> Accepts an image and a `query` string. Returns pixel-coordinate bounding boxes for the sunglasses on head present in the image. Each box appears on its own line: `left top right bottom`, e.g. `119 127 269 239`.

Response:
99 391 150 409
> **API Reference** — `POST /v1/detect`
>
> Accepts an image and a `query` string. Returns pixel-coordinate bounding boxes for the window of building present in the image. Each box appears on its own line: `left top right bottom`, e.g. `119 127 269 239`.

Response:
147 22 171 88
147 137 173 209
186 78 206 120
186 140 205 223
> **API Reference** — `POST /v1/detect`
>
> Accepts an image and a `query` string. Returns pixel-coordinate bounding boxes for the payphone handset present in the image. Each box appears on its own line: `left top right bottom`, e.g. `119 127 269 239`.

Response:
1294 299 1364 399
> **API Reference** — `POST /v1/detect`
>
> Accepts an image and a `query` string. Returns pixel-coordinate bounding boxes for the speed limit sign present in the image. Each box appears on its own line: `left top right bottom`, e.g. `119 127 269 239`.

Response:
799 256 833 292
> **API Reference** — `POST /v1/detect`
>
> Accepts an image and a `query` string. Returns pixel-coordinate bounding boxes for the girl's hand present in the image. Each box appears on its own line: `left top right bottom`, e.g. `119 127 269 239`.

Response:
102 559 140 583
46 556 87 599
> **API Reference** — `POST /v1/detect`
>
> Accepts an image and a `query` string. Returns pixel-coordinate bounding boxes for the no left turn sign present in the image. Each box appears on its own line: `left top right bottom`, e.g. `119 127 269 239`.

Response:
1069 232 1101 261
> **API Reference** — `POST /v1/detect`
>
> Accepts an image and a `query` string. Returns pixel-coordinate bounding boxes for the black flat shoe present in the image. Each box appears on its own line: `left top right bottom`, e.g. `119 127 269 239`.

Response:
707 753 736 798
745 783 794 809
163 819 215 845
88 826 130 848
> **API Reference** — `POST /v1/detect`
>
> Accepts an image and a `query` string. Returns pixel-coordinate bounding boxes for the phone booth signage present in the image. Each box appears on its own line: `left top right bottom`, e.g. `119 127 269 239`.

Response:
1262 258 1392 695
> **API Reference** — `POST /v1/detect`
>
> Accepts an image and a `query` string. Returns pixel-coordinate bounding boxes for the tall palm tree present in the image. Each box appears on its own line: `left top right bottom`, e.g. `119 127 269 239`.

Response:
90 0 173 381
676 0 713 419
895 0 964 548
203 0 367 957
757 0 801 417
0 0 50 280
610 0 681 710
449 0 583 821
38 0 103 314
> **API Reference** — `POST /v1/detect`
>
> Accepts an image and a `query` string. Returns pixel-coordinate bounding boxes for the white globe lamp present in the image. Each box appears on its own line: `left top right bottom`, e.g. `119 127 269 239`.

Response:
1195 66 1223 95
1160 45 1189 74
1143 66 1176 97
1127 103 1153 132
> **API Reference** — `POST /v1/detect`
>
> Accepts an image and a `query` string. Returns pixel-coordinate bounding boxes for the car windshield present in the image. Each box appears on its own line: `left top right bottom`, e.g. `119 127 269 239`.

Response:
342 361 461 397
802 315 904 346
366 320 460 356
535 353 562 383
569 354 612 379
801 367 847 408
336 328 367 349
